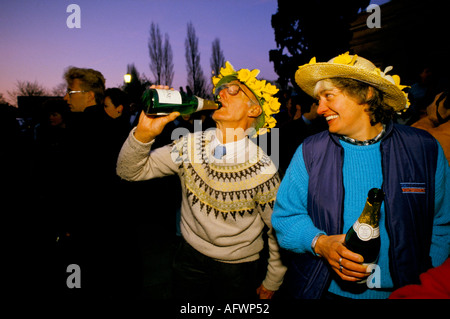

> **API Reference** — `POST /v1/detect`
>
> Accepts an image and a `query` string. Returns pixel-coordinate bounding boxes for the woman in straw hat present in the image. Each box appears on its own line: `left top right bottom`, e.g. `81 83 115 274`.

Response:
272 52 450 299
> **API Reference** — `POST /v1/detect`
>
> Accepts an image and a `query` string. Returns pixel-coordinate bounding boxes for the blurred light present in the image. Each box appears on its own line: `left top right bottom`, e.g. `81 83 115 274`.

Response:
124 74 132 83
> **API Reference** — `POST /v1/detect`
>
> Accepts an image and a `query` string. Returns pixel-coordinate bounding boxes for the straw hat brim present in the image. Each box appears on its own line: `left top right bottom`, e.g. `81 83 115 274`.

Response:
295 62 407 111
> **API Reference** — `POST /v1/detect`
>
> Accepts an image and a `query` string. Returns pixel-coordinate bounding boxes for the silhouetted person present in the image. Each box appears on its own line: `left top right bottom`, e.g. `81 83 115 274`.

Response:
0 103 22 206
396 65 439 125
102 88 132 183
57 66 112 299
412 90 450 163
279 91 327 176
34 98 70 211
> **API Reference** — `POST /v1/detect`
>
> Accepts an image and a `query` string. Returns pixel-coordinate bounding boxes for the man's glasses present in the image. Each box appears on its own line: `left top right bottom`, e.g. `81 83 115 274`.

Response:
66 89 88 96
215 84 258 105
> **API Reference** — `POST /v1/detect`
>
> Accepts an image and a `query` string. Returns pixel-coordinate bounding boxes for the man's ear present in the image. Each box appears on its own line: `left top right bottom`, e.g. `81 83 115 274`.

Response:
87 91 96 104
248 104 262 118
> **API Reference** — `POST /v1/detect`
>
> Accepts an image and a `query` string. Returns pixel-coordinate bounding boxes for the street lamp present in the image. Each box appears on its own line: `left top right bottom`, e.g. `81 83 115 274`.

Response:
124 73 132 83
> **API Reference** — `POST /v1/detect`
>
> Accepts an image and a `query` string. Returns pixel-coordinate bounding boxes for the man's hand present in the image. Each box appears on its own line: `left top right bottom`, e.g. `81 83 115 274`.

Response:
314 234 369 282
134 110 179 143
256 284 275 299
134 85 179 143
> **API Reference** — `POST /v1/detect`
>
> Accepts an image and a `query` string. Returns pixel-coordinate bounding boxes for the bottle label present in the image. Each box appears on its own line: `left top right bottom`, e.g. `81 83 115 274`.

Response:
156 89 182 104
353 220 380 241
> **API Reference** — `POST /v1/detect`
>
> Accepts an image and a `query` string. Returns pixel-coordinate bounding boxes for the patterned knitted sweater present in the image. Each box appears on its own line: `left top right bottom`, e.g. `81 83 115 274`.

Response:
116 128 286 291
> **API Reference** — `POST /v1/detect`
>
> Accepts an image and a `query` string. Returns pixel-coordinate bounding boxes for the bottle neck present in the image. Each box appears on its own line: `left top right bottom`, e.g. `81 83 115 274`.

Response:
358 201 381 227
197 97 219 111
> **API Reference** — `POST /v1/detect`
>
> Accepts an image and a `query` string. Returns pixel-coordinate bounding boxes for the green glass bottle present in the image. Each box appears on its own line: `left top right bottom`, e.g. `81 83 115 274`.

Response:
142 88 219 115
345 188 384 267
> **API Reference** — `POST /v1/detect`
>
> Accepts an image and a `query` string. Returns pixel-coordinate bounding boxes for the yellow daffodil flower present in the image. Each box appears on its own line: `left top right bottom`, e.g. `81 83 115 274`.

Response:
333 52 358 66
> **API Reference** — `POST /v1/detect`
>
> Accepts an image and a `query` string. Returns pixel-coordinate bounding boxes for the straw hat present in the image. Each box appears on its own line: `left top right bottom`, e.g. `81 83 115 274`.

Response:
295 52 409 112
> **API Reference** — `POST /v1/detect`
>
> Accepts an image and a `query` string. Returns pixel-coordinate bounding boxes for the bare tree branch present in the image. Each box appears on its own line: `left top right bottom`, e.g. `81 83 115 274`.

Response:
210 38 225 77
185 22 209 97
163 33 174 87
148 22 163 84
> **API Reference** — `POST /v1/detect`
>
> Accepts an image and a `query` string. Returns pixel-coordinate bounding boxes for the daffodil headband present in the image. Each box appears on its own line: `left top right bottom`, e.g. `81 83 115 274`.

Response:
295 52 410 112
212 61 281 134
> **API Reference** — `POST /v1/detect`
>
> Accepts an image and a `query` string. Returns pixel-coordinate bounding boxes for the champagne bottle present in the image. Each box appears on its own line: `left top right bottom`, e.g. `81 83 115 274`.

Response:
345 188 384 267
142 88 219 115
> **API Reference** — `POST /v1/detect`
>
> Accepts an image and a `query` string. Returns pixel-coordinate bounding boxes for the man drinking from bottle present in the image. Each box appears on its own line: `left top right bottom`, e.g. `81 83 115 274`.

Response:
116 62 286 299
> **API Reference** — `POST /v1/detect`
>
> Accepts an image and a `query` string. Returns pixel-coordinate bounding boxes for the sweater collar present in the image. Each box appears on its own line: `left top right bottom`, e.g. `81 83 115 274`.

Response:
330 121 393 146
339 124 386 146
209 131 252 163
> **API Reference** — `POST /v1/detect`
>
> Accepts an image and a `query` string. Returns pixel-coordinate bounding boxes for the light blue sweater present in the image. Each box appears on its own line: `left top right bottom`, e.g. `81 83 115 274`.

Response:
272 139 450 299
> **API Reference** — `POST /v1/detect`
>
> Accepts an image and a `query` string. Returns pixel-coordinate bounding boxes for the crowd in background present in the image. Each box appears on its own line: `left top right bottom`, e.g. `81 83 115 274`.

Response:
0 61 448 300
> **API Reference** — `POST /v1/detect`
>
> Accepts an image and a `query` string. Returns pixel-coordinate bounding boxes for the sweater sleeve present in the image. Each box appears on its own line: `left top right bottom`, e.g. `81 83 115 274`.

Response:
116 127 179 181
430 143 450 267
271 145 326 255
255 172 287 292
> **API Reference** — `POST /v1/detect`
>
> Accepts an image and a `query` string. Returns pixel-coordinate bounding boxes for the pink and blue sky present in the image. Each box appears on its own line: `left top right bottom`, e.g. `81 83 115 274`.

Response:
0 0 389 104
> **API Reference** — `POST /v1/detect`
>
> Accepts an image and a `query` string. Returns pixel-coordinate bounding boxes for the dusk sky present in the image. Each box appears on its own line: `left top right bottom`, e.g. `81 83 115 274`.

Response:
1 0 388 105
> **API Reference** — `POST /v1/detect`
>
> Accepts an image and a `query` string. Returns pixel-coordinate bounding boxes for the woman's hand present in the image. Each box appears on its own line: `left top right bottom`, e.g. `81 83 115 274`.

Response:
314 234 370 282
